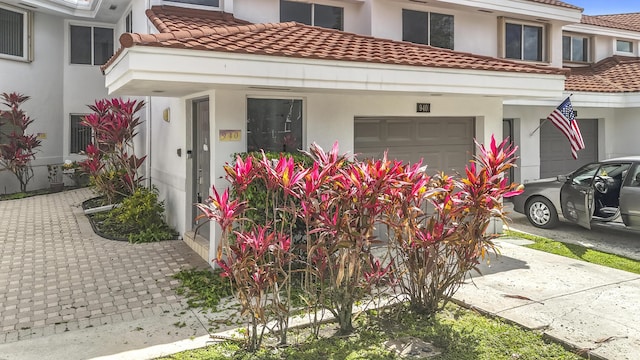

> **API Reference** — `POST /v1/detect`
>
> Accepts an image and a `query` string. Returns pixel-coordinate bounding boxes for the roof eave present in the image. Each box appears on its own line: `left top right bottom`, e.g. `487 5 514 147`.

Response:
103 46 566 99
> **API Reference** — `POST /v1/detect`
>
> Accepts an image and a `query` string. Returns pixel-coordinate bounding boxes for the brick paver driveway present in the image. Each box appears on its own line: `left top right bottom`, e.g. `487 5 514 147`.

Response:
0 188 209 344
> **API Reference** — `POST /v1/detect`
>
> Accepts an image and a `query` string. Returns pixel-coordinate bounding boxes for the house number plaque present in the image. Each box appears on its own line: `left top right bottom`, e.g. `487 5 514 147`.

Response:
416 103 431 113
219 130 241 142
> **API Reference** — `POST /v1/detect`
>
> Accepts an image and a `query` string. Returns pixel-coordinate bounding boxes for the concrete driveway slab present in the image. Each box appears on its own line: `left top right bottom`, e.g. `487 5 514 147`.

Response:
455 240 640 360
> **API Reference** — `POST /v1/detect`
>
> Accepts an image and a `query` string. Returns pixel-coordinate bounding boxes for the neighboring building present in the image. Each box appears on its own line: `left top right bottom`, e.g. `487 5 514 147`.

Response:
1 0 639 263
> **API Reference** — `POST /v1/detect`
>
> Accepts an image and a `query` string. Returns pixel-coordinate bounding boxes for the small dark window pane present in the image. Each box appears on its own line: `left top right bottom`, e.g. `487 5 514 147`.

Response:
70 115 92 154
505 23 522 59
429 12 453 49
314 4 343 30
572 37 587 62
247 99 303 153
125 12 132 33
167 0 219 6
523 25 542 61
403 9 429 45
562 36 571 61
280 1 311 25
0 7 24 57
70 25 92 64
617 40 633 52
93 27 113 65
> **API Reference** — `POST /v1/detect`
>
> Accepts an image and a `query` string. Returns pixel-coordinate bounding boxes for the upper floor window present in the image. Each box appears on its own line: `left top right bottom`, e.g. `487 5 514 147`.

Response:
0 5 30 62
402 9 454 50
280 1 344 31
563 34 589 62
70 25 114 65
125 10 133 33
504 20 544 62
616 39 633 53
166 0 219 6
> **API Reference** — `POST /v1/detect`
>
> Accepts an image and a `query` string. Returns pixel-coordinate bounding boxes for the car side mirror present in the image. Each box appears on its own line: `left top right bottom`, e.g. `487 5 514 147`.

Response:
557 174 568 182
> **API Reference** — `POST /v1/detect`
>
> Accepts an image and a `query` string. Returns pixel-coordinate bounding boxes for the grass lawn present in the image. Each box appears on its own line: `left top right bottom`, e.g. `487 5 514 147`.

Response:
159 303 582 360
504 229 640 275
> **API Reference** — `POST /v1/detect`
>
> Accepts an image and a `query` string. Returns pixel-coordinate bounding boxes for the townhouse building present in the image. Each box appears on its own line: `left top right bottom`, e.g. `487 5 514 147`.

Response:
2 0 639 261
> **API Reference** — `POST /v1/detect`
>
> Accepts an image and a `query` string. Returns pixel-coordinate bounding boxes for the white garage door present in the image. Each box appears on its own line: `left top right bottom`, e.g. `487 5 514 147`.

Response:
539 118 598 178
354 117 475 175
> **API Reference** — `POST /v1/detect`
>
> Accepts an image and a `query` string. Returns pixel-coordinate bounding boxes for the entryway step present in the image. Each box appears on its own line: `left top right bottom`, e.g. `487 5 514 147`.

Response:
183 231 210 263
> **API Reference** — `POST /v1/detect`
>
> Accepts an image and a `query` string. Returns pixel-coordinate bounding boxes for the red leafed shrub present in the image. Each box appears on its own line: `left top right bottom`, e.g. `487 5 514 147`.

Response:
79 98 146 204
0 92 41 193
196 135 522 351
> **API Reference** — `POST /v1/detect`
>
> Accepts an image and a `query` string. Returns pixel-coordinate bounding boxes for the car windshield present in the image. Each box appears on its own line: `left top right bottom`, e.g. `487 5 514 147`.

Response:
570 162 632 186
570 163 600 186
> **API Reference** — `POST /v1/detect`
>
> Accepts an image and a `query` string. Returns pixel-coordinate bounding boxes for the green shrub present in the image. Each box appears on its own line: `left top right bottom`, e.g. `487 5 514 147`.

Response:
103 186 176 243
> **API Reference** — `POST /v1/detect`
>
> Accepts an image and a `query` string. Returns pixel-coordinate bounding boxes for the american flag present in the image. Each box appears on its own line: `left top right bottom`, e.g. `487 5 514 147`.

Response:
547 97 585 159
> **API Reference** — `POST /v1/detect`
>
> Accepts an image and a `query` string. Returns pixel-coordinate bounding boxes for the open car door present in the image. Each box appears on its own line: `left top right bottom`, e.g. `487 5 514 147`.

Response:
620 164 640 230
560 163 599 229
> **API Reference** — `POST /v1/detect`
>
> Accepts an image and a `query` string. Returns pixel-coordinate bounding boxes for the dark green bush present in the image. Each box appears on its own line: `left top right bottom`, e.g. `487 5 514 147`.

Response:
102 186 177 243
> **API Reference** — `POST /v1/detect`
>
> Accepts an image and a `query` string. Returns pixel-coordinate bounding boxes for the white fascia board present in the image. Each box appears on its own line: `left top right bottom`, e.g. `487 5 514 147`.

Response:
104 47 565 98
564 24 640 40
20 0 101 18
504 92 640 108
439 0 582 22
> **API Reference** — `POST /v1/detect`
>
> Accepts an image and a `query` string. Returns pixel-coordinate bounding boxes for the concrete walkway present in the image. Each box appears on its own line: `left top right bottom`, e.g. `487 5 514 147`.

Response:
0 189 639 359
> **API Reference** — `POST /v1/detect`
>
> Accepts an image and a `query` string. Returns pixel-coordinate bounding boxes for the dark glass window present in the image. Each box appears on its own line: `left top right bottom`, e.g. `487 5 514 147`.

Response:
314 4 343 30
402 9 429 45
280 1 343 30
70 25 92 64
125 11 132 33
430 12 454 49
70 25 114 65
616 39 633 53
523 25 542 61
281 1 312 25
70 115 92 154
247 99 303 153
0 7 24 58
563 35 589 62
93 27 114 65
505 22 543 61
402 9 453 49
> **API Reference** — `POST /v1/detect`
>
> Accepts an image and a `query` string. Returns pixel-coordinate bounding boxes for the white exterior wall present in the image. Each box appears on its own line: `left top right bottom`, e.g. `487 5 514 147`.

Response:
154 89 503 251
0 11 65 193
606 108 640 158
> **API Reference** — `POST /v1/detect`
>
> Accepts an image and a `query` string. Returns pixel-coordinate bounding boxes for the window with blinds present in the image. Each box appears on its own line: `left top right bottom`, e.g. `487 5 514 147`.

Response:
0 5 29 61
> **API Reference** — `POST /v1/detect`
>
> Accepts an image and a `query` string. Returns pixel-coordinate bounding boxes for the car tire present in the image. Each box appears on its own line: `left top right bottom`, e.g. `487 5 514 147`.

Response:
525 197 559 229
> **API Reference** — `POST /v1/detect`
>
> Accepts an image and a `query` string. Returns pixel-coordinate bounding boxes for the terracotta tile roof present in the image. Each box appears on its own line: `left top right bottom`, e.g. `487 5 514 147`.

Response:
566 56 640 92
581 14 640 32
109 13 566 76
525 0 582 11
146 5 250 33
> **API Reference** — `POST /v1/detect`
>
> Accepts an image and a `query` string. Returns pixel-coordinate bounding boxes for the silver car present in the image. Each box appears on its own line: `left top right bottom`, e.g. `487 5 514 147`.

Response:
512 157 640 230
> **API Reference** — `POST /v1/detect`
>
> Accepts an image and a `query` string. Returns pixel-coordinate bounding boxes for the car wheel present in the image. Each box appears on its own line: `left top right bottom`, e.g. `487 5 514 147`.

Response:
526 197 559 229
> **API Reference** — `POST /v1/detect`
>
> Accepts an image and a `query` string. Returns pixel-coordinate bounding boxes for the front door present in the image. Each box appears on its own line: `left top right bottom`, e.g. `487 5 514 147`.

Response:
192 99 210 239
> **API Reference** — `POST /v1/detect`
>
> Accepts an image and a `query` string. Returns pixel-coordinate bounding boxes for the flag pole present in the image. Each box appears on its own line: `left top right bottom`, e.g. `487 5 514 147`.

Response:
529 94 573 136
